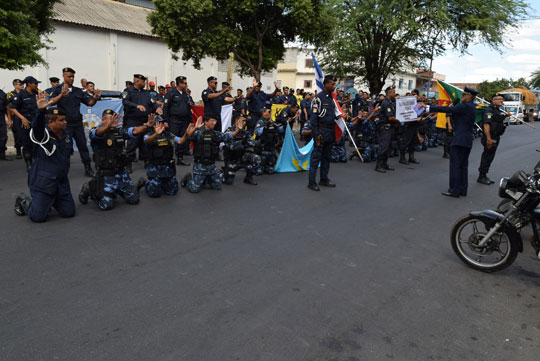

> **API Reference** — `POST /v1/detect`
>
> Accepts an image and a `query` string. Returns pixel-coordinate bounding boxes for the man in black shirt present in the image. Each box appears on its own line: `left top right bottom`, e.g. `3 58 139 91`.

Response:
163 76 192 166
201 76 235 132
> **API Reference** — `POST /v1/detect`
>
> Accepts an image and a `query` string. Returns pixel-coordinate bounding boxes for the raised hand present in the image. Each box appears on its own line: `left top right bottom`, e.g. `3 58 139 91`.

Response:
156 107 163 115
235 117 246 130
36 91 49 111
185 123 197 137
253 78 258 87
61 83 70 97
146 113 156 128
93 89 102 100
195 116 203 129
273 81 279 89
155 122 165 134
111 113 121 128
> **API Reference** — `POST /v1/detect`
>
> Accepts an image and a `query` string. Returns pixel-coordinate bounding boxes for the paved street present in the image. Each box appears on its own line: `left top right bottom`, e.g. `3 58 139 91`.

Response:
1 125 539 361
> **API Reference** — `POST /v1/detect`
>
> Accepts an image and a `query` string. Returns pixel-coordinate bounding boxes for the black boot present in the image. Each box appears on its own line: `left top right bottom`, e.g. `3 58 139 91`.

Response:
16 148 22 159
319 178 336 187
135 177 147 193
180 172 192 188
307 182 320 191
375 159 386 173
243 172 257 185
408 153 419 164
79 183 90 204
442 151 450 159
399 153 408 165
477 174 492 185
383 161 395 171
83 162 94 177
176 157 190 166
0 151 13 161
14 193 31 216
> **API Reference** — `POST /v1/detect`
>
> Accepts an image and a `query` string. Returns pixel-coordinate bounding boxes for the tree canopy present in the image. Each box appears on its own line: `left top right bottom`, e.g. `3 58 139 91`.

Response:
530 68 540 89
149 0 328 80
317 0 529 95
0 0 60 70
477 77 530 99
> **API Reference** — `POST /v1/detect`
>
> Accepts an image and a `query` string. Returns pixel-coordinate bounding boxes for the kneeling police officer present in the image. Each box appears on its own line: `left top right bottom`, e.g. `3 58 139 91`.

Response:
255 108 283 174
78 110 154 210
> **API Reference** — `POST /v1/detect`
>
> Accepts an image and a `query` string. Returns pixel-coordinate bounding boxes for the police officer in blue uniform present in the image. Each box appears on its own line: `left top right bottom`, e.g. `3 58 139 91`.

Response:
307 75 338 191
426 87 478 197
10 76 41 171
14 92 75 222
0 89 12 161
143 116 200 197
201 76 236 132
477 94 511 185
180 115 243 193
283 87 298 107
163 75 192 166
255 108 284 174
49 67 101 177
246 78 279 134
123 74 163 167
45 77 60 94
375 86 399 173
7 79 24 159
398 88 422 165
79 110 153 210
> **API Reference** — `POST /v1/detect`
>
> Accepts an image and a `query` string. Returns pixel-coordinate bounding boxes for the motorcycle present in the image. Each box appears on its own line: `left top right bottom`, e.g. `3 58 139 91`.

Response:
450 160 540 272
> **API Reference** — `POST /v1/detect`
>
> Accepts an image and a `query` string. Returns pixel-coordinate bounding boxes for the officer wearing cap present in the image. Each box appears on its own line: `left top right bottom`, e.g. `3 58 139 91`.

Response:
477 94 511 185
0 87 12 161
163 76 192 166
307 74 338 191
123 74 163 167
398 88 422 165
14 92 75 222
374 86 399 173
49 67 101 177
10 76 41 171
283 87 298 107
6 79 24 159
426 86 478 197
143 116 200 198
247 78 279 134
78 109 153 210
201 76 236 132
45 77 60 94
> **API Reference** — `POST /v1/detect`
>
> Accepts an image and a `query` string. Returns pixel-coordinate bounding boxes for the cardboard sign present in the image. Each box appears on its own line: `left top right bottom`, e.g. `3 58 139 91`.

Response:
396 96 418 122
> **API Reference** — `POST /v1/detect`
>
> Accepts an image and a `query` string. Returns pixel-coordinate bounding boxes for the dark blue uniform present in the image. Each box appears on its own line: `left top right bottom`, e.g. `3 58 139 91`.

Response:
233 97 246 118
10 89 38 162
308 90 336 184
0 90 8 154
26 110 75 222
286 94 297 106
430 102 477 196
163 88 192 158
202 88 222 129
377 97 396 163
255 118 284 174
49 84 94 165
144 130 181 197
478 104 507 178
122 87 159 161
247 90 271 134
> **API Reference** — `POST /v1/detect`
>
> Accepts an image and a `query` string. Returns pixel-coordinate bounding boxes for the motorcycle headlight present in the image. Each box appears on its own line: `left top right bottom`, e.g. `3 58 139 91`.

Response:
499 177 510 199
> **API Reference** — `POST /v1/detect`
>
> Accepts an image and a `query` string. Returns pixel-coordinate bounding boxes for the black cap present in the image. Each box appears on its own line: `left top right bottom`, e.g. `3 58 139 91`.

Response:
134 74 147 81
62 67 76 74
464 87 478 96
102 109 117 116
155 116 165 122
385 86 395 93
45 108 65 116
207 76 217 82
23 76 41 84
49 77 60 83
323 75 337 83
12 79 23 85
283 86 289 90
256 81 262 87
222 81 230 86
176 76 187 84
125 81 133 86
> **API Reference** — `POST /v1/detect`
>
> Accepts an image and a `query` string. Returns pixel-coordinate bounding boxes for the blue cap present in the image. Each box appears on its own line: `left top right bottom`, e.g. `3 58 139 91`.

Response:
464 87 478 96
23 76 41 84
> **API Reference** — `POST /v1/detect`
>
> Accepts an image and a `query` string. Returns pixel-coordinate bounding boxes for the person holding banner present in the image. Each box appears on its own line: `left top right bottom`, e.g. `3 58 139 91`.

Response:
307 75 338 191
425 87 478 198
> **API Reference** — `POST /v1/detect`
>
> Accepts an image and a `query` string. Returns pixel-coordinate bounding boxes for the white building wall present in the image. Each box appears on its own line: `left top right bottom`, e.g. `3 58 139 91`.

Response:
0 22 277 102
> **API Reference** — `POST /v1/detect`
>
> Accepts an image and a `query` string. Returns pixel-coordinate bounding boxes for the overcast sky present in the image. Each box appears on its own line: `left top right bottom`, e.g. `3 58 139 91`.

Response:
432 0 540 84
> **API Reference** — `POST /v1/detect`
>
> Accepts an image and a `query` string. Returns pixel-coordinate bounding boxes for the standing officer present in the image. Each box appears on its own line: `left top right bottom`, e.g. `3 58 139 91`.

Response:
45 77 60 94
283 87 297 106
307 75 338 191
14 91 75 222
49 67 101 177
246 79 279 134
163 75 192 166
233 89 246 118
122 74 163 169
399 89 422 165
375 86 399 173
0 88 12 161
201 76 235 132
426 87 478 197
7 79 24 159
10 76 40 171
477 94 511 185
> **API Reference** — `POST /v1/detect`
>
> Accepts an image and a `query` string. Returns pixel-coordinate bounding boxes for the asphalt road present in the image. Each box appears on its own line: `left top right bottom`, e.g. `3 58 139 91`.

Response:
1 124 540 361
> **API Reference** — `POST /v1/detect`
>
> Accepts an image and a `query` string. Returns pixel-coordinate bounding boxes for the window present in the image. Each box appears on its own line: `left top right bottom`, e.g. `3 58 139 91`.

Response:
408 80 413 90
304 80 313 88
398 78 404 89
305 58 314 68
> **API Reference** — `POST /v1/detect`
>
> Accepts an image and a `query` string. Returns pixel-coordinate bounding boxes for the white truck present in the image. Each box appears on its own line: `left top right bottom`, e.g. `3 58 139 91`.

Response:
499 90 537 122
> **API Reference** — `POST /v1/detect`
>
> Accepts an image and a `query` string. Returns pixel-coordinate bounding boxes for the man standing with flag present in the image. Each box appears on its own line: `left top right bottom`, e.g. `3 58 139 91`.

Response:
307 75 338 191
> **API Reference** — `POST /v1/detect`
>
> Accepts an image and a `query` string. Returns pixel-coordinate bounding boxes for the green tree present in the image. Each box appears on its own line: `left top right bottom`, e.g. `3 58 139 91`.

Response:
477 77 530 99
148 0 328 80
530 68 540 89
318 0 529 95
0 0 60 70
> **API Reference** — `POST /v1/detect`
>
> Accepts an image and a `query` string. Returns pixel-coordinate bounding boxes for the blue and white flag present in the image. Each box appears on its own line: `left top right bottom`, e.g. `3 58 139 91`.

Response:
312 52 324 94
274 124 314 172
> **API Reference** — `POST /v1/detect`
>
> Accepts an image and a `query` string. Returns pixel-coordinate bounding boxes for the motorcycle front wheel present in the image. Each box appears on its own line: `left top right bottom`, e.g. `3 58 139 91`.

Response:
451 215 519 272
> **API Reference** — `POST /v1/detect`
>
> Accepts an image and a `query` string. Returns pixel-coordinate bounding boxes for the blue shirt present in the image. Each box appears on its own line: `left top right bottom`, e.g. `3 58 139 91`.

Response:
201 88 221 118
247 90 271 114
122 87 159 120
49 83 94 123
430 102 477 148
163 88 191 119
10 89 38 120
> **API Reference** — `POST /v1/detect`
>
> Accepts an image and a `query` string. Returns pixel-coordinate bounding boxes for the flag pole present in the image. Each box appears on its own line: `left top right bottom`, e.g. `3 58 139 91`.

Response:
343 120 364 162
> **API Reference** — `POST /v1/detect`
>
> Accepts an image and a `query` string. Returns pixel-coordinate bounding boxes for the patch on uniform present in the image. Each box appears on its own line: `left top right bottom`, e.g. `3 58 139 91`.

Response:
203 91 207 95
107 139 113 146
157 138 169 146
164 99 168 103
487 114 492 119
387 108 391 112
53 109 59 115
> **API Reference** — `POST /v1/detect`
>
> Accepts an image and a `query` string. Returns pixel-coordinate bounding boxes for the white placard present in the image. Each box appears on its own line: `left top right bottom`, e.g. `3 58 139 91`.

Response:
396 96 418 122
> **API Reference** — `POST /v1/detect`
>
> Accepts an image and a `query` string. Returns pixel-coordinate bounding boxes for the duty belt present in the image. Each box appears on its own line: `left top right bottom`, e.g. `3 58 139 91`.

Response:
194 159 214 166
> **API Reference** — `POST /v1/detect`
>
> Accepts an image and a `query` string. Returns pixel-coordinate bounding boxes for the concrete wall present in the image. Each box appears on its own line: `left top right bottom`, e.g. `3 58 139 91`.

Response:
0 22 277 102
